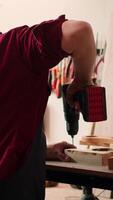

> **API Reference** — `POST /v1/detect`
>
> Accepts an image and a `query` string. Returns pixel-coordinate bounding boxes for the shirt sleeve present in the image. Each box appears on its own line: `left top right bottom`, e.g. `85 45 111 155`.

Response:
31 15 70 68
16 15 70 74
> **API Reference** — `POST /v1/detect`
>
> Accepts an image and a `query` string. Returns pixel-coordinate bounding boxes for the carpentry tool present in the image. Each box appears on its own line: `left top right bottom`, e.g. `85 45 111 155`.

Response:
61 84 107 145
61 84 80 145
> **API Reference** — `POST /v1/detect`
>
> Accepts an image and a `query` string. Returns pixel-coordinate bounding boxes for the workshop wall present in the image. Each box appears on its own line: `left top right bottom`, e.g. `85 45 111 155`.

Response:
0 0 109 37
94 12 113 138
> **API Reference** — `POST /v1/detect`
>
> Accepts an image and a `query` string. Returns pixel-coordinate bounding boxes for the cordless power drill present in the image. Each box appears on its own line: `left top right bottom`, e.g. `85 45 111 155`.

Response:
61 84 107 144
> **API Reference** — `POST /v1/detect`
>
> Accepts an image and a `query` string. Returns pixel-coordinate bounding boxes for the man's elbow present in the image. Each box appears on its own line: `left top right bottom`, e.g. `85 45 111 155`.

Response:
61 20 95 54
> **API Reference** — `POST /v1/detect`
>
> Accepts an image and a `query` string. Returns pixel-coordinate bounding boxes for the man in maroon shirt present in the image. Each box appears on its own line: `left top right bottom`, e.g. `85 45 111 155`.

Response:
0 15 96 199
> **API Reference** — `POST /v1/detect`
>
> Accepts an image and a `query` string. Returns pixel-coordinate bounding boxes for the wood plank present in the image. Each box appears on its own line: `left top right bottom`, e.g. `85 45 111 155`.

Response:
80 136 113 146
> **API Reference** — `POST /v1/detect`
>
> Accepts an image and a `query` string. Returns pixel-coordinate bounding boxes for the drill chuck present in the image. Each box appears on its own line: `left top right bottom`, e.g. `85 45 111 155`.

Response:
66 112 79 137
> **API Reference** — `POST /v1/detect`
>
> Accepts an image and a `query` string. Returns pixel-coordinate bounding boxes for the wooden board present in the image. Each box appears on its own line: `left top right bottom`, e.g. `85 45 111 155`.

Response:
80 136 113 146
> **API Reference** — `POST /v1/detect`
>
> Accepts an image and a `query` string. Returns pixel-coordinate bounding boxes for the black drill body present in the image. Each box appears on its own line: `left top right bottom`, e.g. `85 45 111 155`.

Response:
61 84 80 140
61 84 107 142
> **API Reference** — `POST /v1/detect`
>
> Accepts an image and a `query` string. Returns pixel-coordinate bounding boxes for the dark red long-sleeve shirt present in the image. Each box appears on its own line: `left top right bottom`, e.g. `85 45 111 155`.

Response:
0 15 69 180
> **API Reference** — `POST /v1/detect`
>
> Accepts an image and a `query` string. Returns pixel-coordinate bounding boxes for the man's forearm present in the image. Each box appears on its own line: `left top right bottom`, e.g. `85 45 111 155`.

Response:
61 20 96 86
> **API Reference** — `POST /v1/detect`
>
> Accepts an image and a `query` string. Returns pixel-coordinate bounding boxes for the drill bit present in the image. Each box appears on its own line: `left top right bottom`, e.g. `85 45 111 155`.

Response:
71 136 74 145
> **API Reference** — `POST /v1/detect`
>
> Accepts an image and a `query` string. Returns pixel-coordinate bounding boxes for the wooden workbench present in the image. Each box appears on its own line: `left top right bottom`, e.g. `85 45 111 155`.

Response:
46 161 113 190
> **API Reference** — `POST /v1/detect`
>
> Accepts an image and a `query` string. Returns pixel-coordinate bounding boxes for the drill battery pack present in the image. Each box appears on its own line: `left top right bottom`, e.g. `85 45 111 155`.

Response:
74 86 107 122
